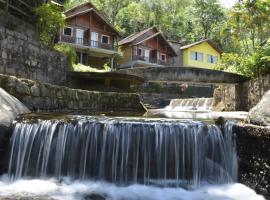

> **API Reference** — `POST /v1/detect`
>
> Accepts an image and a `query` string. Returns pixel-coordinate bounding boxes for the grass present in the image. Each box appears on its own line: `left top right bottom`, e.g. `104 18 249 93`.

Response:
72 63 111 73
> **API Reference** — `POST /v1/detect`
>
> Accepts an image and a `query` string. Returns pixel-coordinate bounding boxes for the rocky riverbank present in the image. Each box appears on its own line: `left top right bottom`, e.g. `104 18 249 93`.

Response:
234 123 270 199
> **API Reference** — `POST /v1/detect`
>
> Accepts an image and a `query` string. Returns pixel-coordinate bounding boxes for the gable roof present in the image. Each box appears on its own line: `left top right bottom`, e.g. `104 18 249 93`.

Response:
118 27 176 56
135 32 177 56
64 2 120 36
65 2 97 14
180 39 223 54
118 27 158 46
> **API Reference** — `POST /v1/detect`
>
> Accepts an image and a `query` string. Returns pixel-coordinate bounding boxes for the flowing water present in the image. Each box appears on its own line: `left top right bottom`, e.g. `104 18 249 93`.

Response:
166 98 214 112
147 97 248 120
0 116 264 199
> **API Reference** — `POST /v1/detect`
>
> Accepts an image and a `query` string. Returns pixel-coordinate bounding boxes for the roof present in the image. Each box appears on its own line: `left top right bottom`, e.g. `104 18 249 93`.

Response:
64 2 120 36
64 2 97 14
134 32 177 56
118 27 158 46
180 39 223 54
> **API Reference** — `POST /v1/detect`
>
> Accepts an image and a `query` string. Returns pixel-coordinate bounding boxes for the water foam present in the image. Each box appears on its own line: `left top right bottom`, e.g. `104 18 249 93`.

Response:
0 177 265 200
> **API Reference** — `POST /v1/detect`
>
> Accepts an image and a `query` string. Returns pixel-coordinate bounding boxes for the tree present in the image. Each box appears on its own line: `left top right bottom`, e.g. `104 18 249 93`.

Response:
191 0 225 39
34 3 65 47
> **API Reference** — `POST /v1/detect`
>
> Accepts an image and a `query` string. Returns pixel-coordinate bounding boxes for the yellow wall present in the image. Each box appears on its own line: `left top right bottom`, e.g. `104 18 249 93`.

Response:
182 41 221 69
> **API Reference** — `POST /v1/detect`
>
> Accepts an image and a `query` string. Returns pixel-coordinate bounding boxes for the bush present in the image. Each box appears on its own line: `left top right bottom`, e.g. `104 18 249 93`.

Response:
54 44 77 68
34 3 65 47
215 42 270 78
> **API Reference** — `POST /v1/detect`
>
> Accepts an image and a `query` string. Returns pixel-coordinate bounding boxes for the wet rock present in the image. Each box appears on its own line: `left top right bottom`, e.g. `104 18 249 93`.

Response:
249 90 270 126
15 81 30 95
234 123 270 199
84 193 107 200
30 84 40 97
0 195 56 200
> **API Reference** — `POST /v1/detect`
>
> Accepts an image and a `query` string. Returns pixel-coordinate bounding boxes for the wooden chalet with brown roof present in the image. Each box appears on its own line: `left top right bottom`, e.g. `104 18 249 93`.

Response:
118 27 177 68
59 2 120 69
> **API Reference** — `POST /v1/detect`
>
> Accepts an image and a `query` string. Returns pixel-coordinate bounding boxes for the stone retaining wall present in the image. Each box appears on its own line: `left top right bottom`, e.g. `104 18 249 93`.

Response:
0 11 68 85
0 74 146 113
214 75 270 111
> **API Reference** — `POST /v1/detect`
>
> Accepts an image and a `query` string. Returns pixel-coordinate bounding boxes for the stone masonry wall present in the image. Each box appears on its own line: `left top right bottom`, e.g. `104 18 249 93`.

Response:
0 11 68 85
0 74 146 113
214 75 270 111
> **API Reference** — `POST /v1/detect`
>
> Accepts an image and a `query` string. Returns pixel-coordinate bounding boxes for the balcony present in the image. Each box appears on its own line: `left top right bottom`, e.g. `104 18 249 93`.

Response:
60 35 115 51
132 55 167 66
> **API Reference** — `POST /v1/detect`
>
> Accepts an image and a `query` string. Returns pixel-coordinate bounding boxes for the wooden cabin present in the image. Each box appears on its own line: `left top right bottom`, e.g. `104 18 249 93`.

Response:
59 2 120 69
118 27 177 68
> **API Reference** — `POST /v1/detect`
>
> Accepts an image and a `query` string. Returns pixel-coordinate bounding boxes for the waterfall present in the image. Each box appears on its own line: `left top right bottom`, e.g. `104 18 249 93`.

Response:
166 98 214 112
7 117 237 189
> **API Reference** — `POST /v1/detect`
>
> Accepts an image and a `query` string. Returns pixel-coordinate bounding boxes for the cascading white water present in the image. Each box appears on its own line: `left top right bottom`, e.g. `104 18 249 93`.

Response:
166 98 214 112
8 116 237 189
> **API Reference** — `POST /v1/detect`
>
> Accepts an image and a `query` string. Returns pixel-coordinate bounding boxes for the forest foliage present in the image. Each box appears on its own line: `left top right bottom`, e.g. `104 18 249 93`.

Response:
35 0 270 78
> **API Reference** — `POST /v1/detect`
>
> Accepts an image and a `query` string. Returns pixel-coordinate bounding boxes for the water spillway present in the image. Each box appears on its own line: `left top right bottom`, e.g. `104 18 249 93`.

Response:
166 98 214 112
7 116 237 189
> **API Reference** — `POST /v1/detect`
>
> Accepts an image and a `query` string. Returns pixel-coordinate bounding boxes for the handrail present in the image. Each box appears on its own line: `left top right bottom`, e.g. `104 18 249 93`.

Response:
132 55 167 66
60 35 115 50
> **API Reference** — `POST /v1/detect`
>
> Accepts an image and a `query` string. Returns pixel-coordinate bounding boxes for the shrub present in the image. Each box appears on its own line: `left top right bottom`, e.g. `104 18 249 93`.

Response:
54 44 77 68
34 3 65 47
215 41 270 78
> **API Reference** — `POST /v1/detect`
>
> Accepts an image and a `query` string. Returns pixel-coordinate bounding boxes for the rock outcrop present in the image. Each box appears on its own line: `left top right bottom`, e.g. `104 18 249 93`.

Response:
0 88 29 127
249 90 270 126
234 123 270 198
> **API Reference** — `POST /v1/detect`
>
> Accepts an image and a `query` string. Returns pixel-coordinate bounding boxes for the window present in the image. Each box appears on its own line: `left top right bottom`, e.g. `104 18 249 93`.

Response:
160 54 166 61
137 48 142 56
63 27 72 36
191 51 204 62
207 55 218 64
101 35 110 44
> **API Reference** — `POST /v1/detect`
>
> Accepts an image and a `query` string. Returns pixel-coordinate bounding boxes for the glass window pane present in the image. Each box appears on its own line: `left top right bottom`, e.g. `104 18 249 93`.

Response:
191 51 196 60
137 48 142 56
102 36 109 44
213 56 218 63
64 27 72 36
198 53 203 61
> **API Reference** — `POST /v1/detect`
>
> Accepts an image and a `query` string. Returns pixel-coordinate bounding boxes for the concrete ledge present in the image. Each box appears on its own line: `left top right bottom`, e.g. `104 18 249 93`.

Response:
0 74 146 114
118 66 249 84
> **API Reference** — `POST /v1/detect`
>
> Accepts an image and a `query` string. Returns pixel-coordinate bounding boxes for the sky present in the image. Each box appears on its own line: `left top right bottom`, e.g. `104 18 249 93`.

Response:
219 0 236 8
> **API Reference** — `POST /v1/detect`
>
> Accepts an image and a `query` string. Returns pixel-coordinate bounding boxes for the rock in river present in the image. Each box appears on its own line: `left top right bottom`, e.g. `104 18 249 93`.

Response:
249 90 270 126
0 87 29 126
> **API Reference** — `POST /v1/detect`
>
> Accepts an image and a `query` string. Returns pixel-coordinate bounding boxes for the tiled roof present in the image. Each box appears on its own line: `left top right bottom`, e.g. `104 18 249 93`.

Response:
118 27 157 46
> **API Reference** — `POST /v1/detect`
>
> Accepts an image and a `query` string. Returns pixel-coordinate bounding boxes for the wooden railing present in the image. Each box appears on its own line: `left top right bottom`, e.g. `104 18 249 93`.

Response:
132 55 168 66
60 35 115 51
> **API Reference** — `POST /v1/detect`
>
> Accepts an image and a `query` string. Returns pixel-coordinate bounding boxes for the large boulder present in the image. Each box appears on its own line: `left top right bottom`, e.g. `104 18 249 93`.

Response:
249 90 270 126
0 88 29 127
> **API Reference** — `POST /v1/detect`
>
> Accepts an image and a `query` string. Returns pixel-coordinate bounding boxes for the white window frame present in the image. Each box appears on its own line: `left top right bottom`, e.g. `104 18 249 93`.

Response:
160 53 166 61
191 51 203 62
101 34 110 44
137 48 143 56
63 26 73 37
207 54 218 64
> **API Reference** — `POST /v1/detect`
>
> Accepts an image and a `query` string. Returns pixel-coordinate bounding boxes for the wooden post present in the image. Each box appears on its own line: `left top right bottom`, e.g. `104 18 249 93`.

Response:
5 0 9 12
80 52 83 64
111 56 114 71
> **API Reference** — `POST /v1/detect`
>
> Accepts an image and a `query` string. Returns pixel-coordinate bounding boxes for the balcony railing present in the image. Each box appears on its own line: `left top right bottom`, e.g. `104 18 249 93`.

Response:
60 35 115 51
132 55 167 66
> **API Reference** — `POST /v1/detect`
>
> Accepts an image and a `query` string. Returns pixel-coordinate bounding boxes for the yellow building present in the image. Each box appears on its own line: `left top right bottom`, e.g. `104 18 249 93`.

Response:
180 39 222 69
